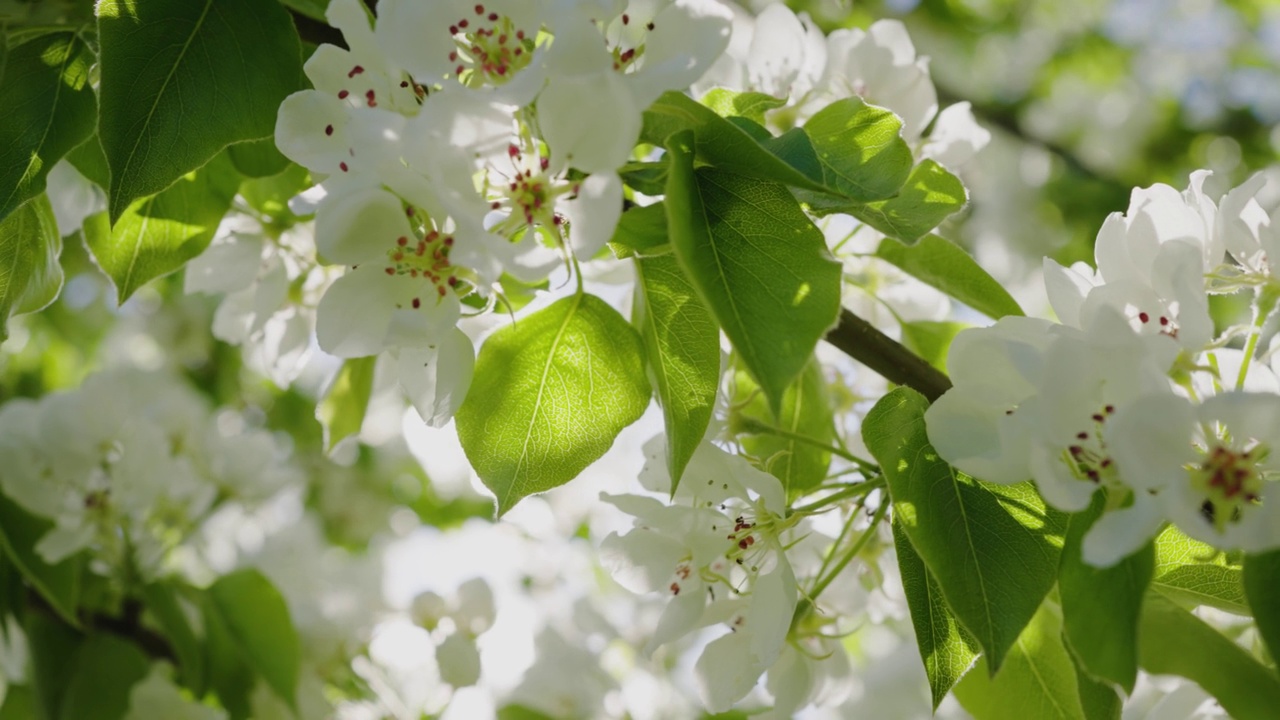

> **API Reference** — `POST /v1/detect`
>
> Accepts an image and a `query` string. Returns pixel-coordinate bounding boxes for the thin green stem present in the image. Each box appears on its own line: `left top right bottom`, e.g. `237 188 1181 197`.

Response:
807 500 889 604
789 477 885 517
1236 286 1279 389
738 417 879 473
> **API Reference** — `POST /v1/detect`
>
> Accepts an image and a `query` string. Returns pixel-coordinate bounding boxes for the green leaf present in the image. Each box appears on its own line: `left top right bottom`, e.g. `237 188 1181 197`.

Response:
953 601 1087 720
863 387 1067 672
0 31 96 225
1243 548 1280 664
24 612 81 720
609 202 670 259
641 92 831 195
1151 524 1247 614
892 519 979 710
0 193 63 342
66 133 110 190
96 0 303 220
0 495 80 628
279 0 330 20
208 569 300 710
142 581 206 696
238 162 311 221
664 132 841 415
0 686 35 720
202 592 254 720
82 152 240 303
59 634 150 720
800 97 915 203
227 138 290 178
316 356 377 453
828 160 968 243
1139 591 1280 720
456 293 651 515
1058 495 1153 693
1074 661 1122 720
700 88 787 125
634 254 720 493
874 235 1025 320
618 161 668 196
900 321 966 372
735 360 834 498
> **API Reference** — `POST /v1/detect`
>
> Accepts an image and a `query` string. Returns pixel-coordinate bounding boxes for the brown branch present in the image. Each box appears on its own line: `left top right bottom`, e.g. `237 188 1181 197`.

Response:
26 589 176 663
824 307 952 402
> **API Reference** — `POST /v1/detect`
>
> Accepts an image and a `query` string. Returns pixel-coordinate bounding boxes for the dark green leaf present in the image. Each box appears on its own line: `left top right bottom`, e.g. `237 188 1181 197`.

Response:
0 685 35 720
1074 660 1122 720
618 161 668 196
279 0 330 21
1151 524 1247 614
874 235 1024 319
316 356 377 453
96 0 303 220
953 601 1086 720
24 612 81 720
892 519 978 710
202 592 254 720
664 132 841 415
735 360 834 498
0 31 96 224
633 254 720 493
208 569 300 710
0 495 80 628
701 88 787 125
863 387 1067 672
1058 495 1153 693
1139 591 1280 720
0 193 62 342
66 134 110 190
456 294 651 515
609 202 670 259
83 152 240 303
800 97 915 203
142 581 205 696
59 634 150 720
1243 548 1280 664
227 138 290 178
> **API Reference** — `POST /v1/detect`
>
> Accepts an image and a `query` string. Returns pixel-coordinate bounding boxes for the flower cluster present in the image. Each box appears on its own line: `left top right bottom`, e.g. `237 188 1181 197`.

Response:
926 171 1280 565
272 0 733 425
0 369 297 576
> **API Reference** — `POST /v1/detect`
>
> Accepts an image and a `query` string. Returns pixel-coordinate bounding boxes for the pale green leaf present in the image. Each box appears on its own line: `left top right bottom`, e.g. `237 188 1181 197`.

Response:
836 160 968 242
1140 591 1280 720
892 519 979 710
1151 524 1247 614
900 320 967 373
700 88 786 125
208 569 300 710
664 132 841 415
0 31 96 225
455 294 651 515
862 387 1067 672
96 0 303 220
954 601 1086 720
0 193 62 342
1058 495 1153 693
735 360 834 499
317 356 377 453
83 152 240 303
800 97 914 202
875 234 1024 320
609 202 670 259
634 254 720 493
1243 549 1280 664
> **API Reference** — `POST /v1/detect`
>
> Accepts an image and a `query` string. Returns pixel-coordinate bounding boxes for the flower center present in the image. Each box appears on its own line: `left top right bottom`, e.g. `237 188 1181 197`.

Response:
486 144 577 239
446 5 537 87
382 212 461 303
1191 442 1267 533
1064 404 1119 485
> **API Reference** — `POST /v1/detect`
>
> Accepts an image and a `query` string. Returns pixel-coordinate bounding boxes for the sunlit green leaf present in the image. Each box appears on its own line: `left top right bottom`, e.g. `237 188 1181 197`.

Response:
863 387 1067 672
1243 548 1280 664
609 202 670 259
0 194 62 342
1151 524 1247 614
735 360 834 498
456 294 651 515
701 88 787 125
874 235 1024 320
316 356 377 453
208 569 300 710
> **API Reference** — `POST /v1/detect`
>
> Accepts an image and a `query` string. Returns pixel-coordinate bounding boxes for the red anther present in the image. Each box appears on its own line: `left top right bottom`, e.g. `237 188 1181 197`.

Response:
449 51 458 61
1069 445 1083 455
448 276 458 286
444 236 454 246
348 65 364 78
450 25 459 34
540 156 550 170
745 536 755 546
738 539 749 549
1091 413 1104 422
1105 405 1115 413
455 65 465 76
459 19 469 28
1101 458 1113 468
1138 312 1150 323
646 21 655 30
508 144 520 158
670 583 680 595
619 48 635 63
385 267 395 275
622 13 630 24
1086 469 1100 481
412 297 421 309
496 65 507 76
516 29 525 39
393 251 404 261
1076 431 1088 440
438 286 447 296
491 201 501 209
406 207 415 216
338 89 349 99
339 161 349 172
514 48 523 56
498 34 507 44
400 80 410 88
488 12 498 21
366 89 377 107
397 236 408 246
325 124 334 136
1159 316 1169 326
475 3 484 13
